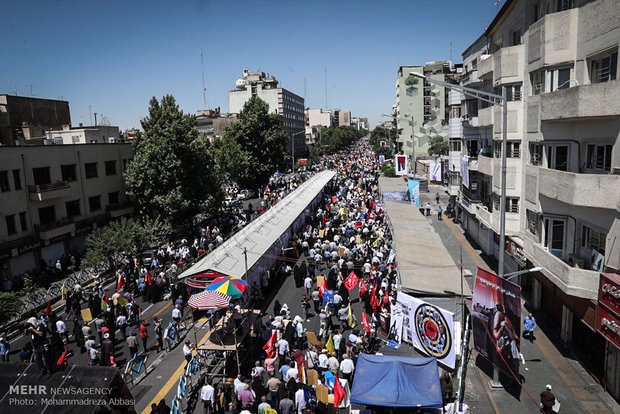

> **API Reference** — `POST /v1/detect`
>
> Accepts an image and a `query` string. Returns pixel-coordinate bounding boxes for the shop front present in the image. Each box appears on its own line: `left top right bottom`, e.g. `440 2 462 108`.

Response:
597 273 620 402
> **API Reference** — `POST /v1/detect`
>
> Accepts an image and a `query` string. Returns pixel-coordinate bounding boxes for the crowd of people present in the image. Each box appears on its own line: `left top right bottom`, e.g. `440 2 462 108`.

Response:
198 140 409 414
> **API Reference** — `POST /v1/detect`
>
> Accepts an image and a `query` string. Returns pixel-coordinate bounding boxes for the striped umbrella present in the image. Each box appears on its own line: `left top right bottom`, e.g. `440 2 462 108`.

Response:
188 290 231 310
206 277 248 299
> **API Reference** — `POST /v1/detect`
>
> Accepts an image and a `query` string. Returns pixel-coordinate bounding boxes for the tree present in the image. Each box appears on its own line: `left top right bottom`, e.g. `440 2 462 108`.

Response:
309 126 361 159
81 217 171 272
124 95 223 225
428 136 449 156
0 292 22 326
212 97 288 190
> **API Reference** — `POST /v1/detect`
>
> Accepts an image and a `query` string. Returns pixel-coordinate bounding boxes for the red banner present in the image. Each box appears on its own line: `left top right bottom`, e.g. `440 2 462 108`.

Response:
263 330 277 358
362 312 370 334
359 279 368 297
334 375 346 407
597 306 620 349
344 272 359 291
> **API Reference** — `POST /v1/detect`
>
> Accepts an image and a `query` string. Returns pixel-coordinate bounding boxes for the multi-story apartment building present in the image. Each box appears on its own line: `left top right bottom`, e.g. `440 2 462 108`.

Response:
45 124 121 144
332 109 351 127
305 108 333 128
395 62 454 164
351 117 369 131
0 144 134 281
451 0 620 397
229 69 307 157
0 95 71 146
196 108 237 141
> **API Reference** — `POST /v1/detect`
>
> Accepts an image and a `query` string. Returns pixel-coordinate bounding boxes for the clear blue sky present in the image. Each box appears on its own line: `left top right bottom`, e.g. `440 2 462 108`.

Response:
1 0 501 129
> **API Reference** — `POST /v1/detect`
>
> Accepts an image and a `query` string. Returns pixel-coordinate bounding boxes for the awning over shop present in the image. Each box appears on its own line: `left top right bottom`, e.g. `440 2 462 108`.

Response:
350 354 443 408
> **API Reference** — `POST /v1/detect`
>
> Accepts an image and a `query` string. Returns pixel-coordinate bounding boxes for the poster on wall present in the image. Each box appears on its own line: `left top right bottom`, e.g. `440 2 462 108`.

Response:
429 161 442 182
397 292 456 369
395 155 408 176
472 268 522 376
407 179 420 207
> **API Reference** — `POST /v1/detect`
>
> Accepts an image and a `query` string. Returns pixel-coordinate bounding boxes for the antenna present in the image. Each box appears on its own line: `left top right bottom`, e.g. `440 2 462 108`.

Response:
450 41 453 63
201 51 208 109
13 85 18 96
26 85 35 97
89 105 93 125
324 68 328 110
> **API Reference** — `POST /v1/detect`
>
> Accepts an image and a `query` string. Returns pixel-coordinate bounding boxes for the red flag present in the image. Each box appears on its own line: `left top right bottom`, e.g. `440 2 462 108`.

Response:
319 278 327 297
383 292 389 304
45 301 52 316
370 284 379 312
103 294 109 304
359 279 368 297
263 330 277 358
361 312 370 334
343 271 359 291
116 274 125 291
56 346 69 366
334 375 346 408
146 271 153 286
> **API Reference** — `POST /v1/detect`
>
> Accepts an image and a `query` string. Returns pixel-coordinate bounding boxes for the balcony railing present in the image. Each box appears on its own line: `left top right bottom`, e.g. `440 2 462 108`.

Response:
28 181 70 193
34 217 73 233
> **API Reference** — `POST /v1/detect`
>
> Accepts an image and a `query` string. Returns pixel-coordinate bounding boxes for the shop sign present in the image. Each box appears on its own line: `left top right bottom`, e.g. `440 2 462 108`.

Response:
599 273 620 317
597 306 620 349
11 241 41 257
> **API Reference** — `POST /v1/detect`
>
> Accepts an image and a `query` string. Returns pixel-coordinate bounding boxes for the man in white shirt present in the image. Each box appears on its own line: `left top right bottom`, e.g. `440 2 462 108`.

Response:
318 349 329 372
234 374 246 398
257 395 271 414
200 378 215 414
304 276 313 296
277 337 289 365
340 354 355 382
172 304 182 324
295 387 306 414
56 319 69 343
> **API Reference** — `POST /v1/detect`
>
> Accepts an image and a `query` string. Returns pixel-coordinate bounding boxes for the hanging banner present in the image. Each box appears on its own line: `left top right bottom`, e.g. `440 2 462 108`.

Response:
378 154 386 164
396 292 456 369
395 155 408 176
472 268 522 376
461 155 470 188
323 289 335 306
389 301 404 343
429 161 442 182
407 179 420 207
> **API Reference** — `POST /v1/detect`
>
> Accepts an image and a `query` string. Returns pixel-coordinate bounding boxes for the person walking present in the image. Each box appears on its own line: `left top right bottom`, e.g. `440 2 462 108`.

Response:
183 340 194 365
540 384 556 414
300 296 310 321
524 313 537 343
437 205 443 221
0 333 10 362
139 320 149 353
126 331 138 357
201 378 215 414
116 313 128 340
435 192 440 204
154 321 164 353
425 202 432 216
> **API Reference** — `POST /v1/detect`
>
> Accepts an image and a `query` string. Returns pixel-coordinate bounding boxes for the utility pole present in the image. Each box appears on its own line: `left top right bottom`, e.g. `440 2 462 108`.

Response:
94 112 98 126
201 51 208 109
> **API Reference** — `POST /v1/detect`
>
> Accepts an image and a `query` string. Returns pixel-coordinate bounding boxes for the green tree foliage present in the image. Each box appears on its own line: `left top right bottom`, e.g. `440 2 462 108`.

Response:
309 126 364 160
211 97 289 190
369 125 397 155
381 162 397 177
0 292 22 325
81 217 171 272
428 136 449 156
124 95 223 225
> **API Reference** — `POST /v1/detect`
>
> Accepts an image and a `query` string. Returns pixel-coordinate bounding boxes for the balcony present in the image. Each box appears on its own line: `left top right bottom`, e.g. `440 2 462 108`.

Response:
538 167 620 209
526 242 600 300
477 54 493 79
527 8 577 70
468 157 479 171
493 44 524 86
106 203 134 218
35 217 75 240
462 116 479 128
540 81 620 121
28 181 71 202
461 69 481 86
448 90 464 106
478 155 493 176
478 107 493 127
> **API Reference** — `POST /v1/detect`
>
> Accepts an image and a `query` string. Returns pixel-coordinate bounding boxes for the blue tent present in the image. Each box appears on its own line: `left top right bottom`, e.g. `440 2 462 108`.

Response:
350 354 443 408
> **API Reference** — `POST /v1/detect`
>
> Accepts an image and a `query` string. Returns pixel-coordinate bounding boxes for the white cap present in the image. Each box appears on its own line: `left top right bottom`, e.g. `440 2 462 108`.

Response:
546 384 552 390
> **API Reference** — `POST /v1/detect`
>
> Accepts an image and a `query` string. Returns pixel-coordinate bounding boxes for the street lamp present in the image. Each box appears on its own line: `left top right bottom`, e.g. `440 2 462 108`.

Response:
410 71 509 279
382 113 422 178
290 130 306 171
503 267 542 281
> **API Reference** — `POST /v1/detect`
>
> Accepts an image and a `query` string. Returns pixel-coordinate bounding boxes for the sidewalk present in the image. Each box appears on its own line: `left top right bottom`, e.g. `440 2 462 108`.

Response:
425 184 619 414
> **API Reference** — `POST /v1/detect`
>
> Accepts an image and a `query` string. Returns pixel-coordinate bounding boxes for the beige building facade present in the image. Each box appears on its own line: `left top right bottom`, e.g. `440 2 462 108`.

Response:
0 144 134 281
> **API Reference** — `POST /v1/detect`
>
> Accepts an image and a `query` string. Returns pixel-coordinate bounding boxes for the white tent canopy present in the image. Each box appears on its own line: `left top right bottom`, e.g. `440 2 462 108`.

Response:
178 170 336 286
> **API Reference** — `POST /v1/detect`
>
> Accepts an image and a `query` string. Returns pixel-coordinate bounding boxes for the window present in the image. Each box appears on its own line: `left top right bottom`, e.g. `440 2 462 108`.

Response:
0 171 9 192
557 68 571 90
449 139 461 152
498 84 522 101
530 143 543 165
88 195 102 212
19 212 27 232
61 164 77 181
531 71 544 95
65 200 81 218
32 167 51 185
492 194 519 213
527 210 540 235
531 2 541 23
557 0 573 12
590 50 618 83
586 144 613 171
38 206 56 226
544 218 566 258
84 163 98 179
546 145 569 171
451 107 461 118
12 170 21 190
512 28 521 46
581 223 606 255
494 141 521 158
105 161 117 176
5 215 16 235
466 100 479 117
108 192 119 205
